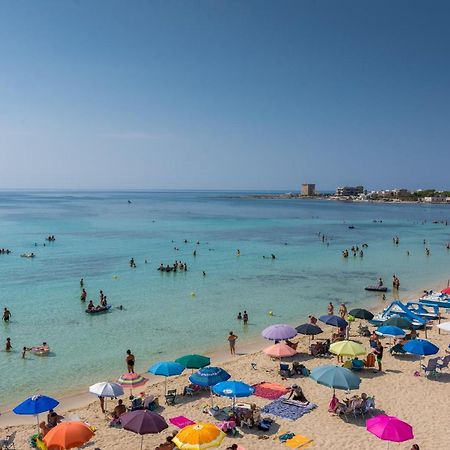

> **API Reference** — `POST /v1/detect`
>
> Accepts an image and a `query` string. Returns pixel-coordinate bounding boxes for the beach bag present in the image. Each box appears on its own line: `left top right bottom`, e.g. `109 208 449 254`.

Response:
365 353 375 368
301 366 310 376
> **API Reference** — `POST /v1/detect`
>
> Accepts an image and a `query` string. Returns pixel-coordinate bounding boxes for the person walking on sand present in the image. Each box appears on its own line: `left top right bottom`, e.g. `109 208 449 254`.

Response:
374 341 384 372
126 349 135 373
228 331 238 355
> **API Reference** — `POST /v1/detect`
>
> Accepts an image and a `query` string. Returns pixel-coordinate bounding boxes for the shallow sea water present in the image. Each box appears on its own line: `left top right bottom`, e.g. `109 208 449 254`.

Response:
0 191 449 405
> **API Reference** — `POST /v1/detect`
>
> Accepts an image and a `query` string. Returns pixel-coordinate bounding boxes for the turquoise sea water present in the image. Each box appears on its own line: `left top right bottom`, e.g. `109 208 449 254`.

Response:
0 191 449 406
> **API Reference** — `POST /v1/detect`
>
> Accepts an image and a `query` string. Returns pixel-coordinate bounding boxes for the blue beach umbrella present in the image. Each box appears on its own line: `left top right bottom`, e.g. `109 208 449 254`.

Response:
212 381 255 398
376 325 405 337
148 361 185 394
189 366 230 387
213 381 254 409
403 339 439 356
189 367 231 407
13 394 59 432
310 364 361 393
319 315 348 328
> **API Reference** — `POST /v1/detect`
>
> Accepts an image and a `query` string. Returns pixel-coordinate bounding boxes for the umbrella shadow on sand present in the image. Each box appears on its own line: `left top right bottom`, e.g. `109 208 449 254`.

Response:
336 409 387 427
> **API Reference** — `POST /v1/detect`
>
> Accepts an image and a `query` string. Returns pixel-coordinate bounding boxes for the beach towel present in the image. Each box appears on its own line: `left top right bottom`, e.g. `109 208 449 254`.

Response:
285 434 313 449
261 399 317 421
253 382 289 400
169 416 195 428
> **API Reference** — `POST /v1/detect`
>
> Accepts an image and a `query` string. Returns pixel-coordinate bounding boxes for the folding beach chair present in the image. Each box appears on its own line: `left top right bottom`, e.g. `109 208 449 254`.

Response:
279 363 293 378
0 431 16 449
165 389 177 405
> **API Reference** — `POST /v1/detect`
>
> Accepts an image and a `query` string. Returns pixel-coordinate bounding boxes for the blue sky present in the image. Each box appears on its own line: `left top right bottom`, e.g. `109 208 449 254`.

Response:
0 0 449 191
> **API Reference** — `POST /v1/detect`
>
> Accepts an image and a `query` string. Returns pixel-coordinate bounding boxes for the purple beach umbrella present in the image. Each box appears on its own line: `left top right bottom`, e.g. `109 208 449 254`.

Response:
262 324 297 341
120 410 168 450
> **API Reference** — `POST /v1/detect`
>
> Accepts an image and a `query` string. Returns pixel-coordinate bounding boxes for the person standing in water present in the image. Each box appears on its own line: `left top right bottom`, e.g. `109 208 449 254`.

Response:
80 278 84 287
126 349 135 373
80 289 87 302
327 302 334 315
3 307 11 322
243 311 249 324
339 304 347 319
228 331 238 355
5 337 12 352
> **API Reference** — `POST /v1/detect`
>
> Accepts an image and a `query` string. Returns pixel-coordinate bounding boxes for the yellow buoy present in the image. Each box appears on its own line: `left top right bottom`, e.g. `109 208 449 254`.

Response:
268 311 273 316
191 292 196 297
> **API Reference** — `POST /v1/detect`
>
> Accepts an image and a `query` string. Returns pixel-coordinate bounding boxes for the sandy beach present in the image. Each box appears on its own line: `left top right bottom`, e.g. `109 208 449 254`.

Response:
1 286 450 450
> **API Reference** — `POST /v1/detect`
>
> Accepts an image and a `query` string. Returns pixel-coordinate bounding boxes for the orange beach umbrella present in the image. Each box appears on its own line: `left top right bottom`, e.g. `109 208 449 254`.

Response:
172 423 225 449
43 421 94 449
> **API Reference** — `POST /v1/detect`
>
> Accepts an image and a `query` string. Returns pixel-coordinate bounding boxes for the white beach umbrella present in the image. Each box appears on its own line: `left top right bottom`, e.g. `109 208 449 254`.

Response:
437 322 450 333
89 381 124 397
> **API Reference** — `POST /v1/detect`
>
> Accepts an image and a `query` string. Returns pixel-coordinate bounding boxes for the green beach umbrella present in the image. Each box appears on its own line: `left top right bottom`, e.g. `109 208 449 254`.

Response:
175 354 211 370
383 316 412 329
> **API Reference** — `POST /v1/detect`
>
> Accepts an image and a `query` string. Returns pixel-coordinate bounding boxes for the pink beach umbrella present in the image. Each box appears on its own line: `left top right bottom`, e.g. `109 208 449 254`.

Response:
366 415 413 448
264 343 297 358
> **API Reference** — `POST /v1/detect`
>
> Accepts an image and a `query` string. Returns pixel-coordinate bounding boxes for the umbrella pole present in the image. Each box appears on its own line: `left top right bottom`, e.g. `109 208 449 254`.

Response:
165 377 167 395
141 435 143 450
36 413 40 435
210 387 214 408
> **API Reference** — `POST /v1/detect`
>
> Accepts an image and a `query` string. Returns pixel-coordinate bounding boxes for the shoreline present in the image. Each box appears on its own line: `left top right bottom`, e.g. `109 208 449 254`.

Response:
0 278 444 428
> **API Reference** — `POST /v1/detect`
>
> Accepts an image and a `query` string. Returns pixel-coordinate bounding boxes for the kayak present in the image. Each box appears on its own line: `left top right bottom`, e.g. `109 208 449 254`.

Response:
365 285 388 292
86 305 112 314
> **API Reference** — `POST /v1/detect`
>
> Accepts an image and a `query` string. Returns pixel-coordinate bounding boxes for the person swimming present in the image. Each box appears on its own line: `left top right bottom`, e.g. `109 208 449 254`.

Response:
237 312 242 320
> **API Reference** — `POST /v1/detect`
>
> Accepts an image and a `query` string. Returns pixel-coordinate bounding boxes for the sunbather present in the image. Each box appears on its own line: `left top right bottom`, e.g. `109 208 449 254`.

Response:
112 399 126 419
287 385 309 404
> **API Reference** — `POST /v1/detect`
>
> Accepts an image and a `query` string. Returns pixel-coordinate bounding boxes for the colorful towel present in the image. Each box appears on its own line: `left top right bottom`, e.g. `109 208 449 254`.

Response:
169 416 195 428
253 382 289 400
285 435 313 449
261 399 317 421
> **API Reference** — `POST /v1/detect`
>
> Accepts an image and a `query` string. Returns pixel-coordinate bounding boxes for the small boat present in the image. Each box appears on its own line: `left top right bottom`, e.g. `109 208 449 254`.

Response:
86 305 112 314
365 285 388 292
31 345 50 356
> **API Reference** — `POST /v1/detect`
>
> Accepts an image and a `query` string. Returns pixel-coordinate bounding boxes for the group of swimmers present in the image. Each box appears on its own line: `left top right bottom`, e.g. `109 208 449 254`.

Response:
158 261 188 272
236 310 249 323
342 244 367 258
0 248 11 254
392 236 400 245
87 289 109 311
392 274 400 289
46 235 56 241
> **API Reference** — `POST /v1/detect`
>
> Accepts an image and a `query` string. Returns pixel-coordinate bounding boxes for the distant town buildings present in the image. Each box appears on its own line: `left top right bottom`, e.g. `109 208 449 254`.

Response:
301 183 316 196
335 185 364 196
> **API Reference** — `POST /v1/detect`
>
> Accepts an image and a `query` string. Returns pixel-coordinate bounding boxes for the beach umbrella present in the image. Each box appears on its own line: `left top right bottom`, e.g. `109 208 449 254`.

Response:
403 339 439 356
441 287 450 295
310 364 361 393
43 421 94 450
437 322 450 332
117 373 148 393
349 308 374 320
148 361 185 394
319 315 348 328
263 343 297 358
173 423 225 450
262 324 297 341
295 323 323 336
175 354 210 370
213 381 254 409
366 415 413 448
13 394 59 433
384 316 412 329
329 340 366 357
120 410 168 450
89 381 124 398
189 367 230 407
376 325 405 337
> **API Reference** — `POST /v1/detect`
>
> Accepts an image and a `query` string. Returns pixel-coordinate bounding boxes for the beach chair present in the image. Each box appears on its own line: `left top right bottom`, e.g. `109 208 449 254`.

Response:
165 389 177 405
279 363 293 378
358 323 371 337
351 359 364 371
438 355 450 371
0 431 16 449
422 357 441 378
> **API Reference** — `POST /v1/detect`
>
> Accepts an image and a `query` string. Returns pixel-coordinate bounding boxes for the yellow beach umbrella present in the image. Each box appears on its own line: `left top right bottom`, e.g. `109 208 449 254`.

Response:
172 423 225 450
329 340 366 357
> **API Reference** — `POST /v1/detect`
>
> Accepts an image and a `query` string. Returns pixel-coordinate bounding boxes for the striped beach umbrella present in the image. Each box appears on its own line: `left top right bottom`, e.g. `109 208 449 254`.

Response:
173 423 225 450
117 373 148 393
